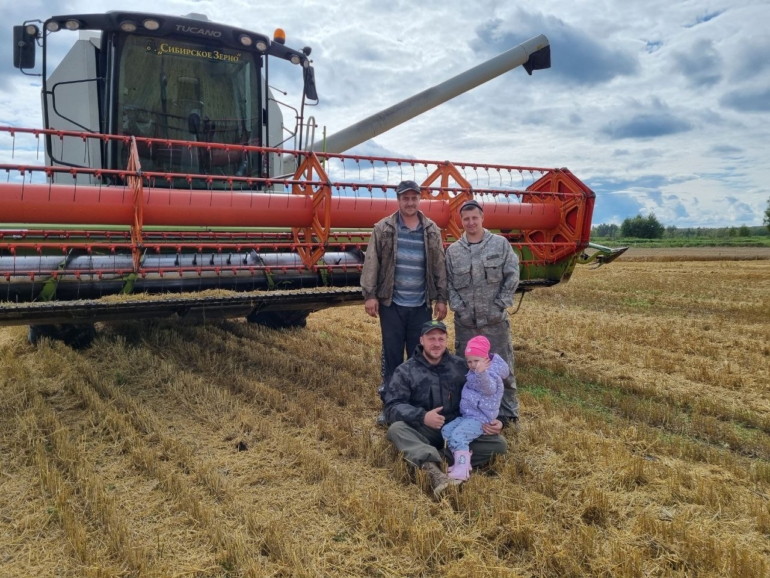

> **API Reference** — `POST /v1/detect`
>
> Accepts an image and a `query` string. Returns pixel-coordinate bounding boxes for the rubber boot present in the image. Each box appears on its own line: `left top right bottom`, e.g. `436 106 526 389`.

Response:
446 458 464 485
447 450 472 482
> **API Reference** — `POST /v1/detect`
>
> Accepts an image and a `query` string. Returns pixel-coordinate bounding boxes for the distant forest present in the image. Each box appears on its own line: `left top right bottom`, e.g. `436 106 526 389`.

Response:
592 213 769 242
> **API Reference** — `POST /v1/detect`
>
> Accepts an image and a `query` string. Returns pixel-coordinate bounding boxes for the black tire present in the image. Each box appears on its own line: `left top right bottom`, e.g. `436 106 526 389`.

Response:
28 324 96 349
28 324 56 345
246 310 310 329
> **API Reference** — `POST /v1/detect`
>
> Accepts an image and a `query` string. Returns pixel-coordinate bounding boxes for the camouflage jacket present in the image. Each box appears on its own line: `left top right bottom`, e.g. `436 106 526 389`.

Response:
382 345 467 428
445 230 519 328
360 211 447 307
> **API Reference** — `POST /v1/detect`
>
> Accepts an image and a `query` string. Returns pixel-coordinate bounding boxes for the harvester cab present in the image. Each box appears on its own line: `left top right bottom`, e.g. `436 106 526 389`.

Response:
13 12 316 185
2 12 618 347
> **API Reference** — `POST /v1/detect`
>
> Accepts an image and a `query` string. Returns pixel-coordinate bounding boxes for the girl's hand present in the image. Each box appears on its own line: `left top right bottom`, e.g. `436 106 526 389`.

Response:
475 357 491 374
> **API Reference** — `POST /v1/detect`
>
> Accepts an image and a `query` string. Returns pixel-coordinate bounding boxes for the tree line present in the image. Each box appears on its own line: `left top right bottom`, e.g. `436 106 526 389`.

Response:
592 199 770 239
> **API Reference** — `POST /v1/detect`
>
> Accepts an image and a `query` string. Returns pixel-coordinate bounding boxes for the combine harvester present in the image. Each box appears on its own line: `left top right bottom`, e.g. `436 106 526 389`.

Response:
1 11 623 346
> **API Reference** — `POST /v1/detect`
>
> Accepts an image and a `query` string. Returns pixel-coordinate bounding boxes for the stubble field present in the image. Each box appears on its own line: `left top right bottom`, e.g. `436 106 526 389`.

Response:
1 248 769 577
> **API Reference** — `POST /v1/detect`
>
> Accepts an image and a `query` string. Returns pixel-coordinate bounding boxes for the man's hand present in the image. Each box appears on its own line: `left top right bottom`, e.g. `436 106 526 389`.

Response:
424 406 445 429
365 298 379 318
482 419 503 436
433 302 447 321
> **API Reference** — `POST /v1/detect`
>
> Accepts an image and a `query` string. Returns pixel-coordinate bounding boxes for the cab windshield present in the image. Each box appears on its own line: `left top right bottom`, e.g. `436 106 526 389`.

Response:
115 34 263 182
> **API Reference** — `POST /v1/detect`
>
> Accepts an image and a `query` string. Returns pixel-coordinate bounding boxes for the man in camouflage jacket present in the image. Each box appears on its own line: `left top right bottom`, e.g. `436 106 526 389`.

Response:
383 320 507 495
445 200 520 423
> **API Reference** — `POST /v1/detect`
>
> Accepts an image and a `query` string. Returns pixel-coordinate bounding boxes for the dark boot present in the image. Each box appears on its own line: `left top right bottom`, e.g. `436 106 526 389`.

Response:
421 461 450 497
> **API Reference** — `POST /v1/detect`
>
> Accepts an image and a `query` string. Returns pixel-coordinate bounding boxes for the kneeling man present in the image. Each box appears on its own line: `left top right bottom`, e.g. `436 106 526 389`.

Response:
382 320 507 496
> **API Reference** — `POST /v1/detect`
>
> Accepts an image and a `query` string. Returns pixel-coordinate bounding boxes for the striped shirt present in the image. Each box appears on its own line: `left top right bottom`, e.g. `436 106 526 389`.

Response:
392 214 427 307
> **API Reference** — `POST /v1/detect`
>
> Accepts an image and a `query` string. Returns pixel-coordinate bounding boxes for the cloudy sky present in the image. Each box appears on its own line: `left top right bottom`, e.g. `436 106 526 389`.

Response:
1 0 768 227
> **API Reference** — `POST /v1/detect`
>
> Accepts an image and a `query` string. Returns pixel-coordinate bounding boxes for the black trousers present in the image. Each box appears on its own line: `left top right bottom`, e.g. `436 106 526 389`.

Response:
378 302 432 390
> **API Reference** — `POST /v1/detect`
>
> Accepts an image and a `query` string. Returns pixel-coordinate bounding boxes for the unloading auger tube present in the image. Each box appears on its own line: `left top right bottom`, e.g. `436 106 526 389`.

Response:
313 34 551 155
0 128 601 333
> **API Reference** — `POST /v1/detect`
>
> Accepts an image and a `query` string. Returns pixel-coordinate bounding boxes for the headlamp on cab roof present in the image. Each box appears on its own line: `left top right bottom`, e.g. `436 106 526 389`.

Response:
120 21 137 32
255 40 268 52
45 21 60 32
143 19 160 31
64 20 81 31
239 34 252 46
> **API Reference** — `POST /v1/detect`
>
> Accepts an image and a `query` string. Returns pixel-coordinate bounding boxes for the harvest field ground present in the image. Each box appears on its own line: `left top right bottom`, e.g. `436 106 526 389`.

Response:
1 247 769 577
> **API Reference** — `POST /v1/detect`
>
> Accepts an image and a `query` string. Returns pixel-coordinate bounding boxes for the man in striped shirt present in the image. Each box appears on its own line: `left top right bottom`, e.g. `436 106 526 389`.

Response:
361 180 448 426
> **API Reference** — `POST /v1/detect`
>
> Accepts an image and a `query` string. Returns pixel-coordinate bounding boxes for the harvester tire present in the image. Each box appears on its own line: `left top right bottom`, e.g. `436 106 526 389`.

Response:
28 324 96 349
246 310 310 329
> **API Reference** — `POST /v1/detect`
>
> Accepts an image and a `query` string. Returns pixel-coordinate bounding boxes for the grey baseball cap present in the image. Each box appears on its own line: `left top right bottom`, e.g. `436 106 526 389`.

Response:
395 180 421 195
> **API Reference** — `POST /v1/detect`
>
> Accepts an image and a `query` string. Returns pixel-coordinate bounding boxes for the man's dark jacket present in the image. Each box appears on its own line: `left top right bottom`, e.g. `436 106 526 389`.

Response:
360 211 447 307
382 345 467 428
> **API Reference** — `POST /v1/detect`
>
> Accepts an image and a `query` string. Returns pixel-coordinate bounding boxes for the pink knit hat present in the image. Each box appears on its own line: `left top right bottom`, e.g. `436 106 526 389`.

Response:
465 336 490 358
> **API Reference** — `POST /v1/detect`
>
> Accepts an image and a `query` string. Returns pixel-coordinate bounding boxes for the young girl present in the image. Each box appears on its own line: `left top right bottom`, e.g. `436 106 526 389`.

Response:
441 335 509 481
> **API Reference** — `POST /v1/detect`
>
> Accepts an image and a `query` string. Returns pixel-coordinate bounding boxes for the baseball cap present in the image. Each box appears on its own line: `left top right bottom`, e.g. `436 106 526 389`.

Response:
459 199 484 213
395 180 421 196
420 320 447 336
